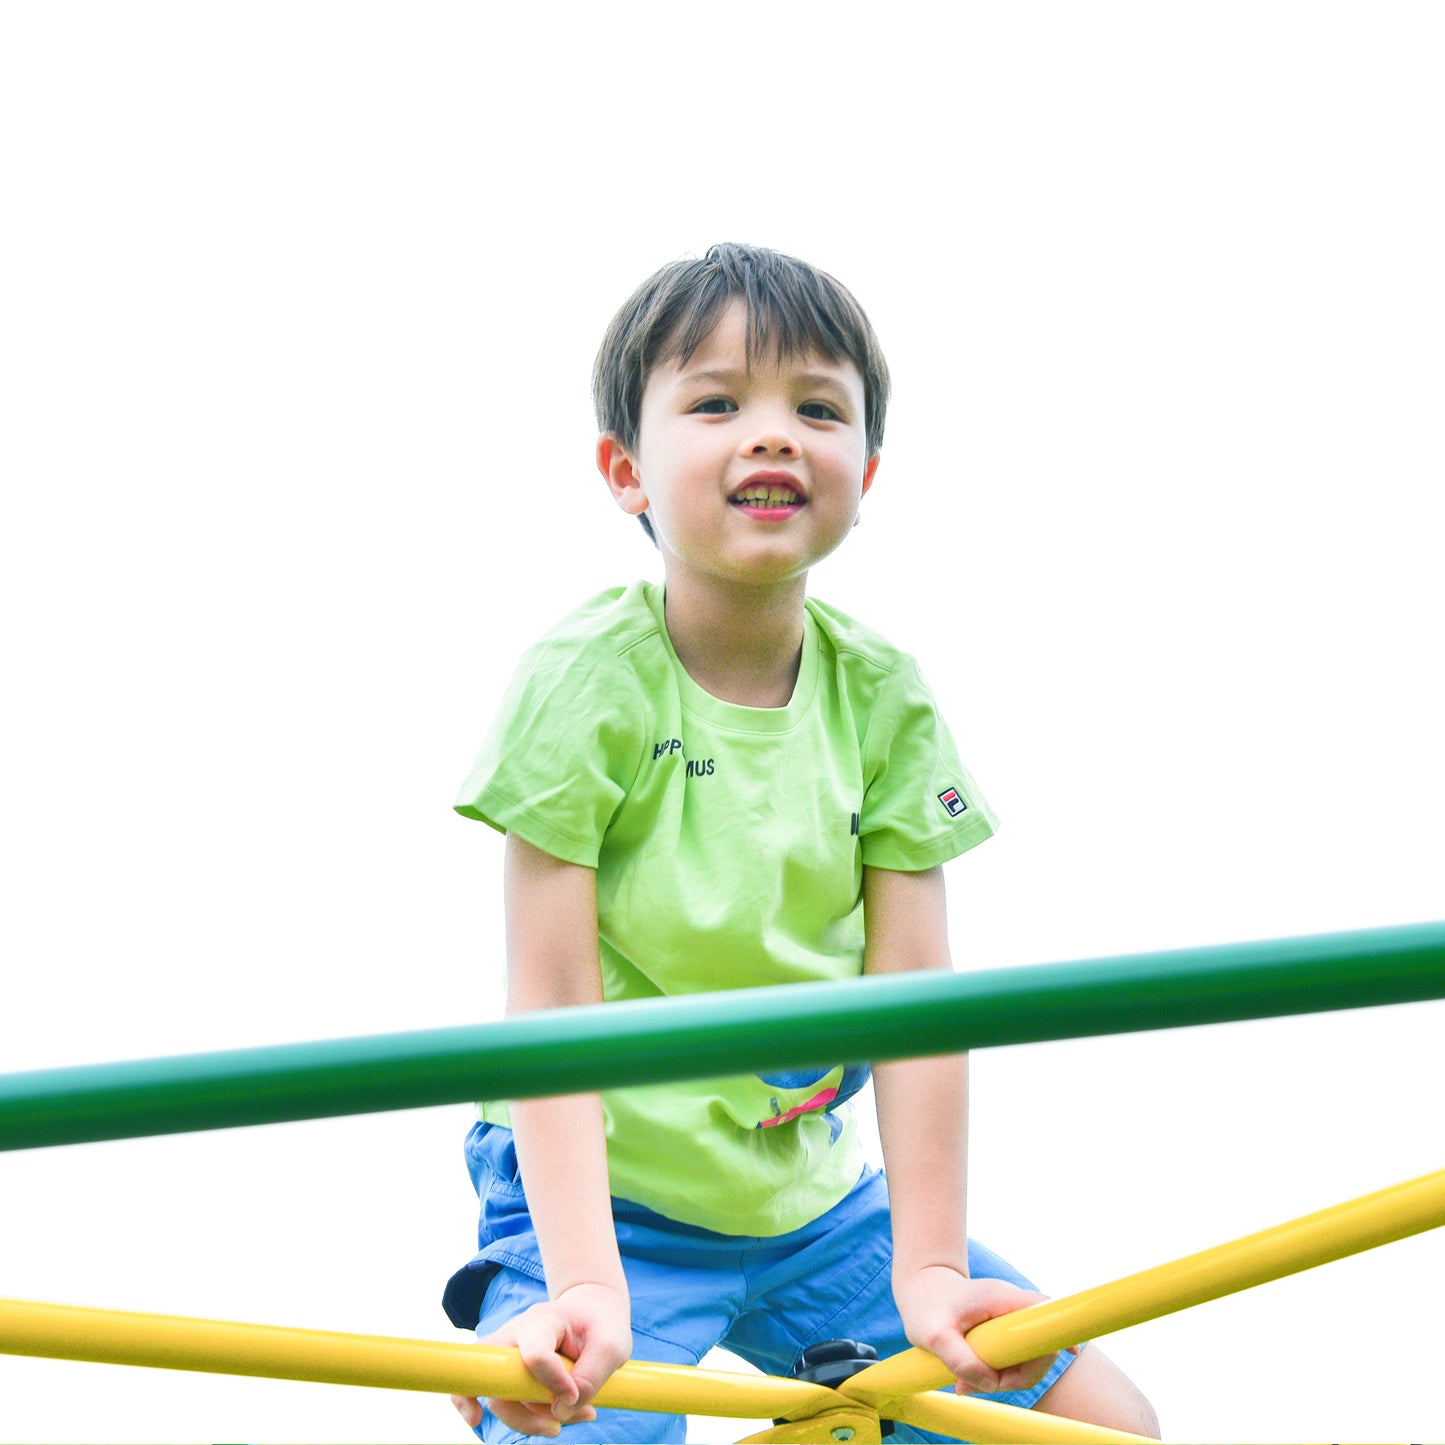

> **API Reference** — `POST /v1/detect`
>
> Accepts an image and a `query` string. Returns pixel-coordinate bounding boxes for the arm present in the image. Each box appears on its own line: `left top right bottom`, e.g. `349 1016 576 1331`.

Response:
451 833 632 1437
864 864 1064 1395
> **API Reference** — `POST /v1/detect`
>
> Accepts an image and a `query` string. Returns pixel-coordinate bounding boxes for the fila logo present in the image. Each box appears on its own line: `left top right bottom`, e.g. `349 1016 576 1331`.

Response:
938 787 968 817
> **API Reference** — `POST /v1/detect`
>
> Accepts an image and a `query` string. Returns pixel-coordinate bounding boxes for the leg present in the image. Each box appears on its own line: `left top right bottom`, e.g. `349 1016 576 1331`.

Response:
1035 1343 1160 1440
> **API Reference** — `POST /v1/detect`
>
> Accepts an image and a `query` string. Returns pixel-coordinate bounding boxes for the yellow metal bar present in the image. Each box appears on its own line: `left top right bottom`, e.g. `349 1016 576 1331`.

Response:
879 1386 1158 1445
0 1295 838 1421
0 1294 1159 1442
848 1166 1445 1399
7 1168 1439 1438
6 1163 1440 1436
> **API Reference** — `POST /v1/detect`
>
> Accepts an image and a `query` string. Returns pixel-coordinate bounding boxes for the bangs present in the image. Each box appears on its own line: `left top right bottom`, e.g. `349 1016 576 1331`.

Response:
653 261 859 376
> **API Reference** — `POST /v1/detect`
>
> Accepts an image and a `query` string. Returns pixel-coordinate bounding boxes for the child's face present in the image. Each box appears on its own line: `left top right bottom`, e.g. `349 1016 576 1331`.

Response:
599 301 879 592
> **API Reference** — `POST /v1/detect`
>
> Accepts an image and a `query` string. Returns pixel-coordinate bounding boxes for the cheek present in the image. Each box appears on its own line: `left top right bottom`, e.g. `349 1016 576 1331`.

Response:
824 442 872 490
638 428 712 485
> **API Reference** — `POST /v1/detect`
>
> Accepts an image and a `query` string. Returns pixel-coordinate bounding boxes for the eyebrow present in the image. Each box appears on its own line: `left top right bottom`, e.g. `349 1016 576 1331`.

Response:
681 367 853 391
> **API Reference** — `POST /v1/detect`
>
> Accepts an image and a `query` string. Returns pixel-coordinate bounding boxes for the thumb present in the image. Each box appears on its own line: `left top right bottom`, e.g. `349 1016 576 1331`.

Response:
566 1338 614 1408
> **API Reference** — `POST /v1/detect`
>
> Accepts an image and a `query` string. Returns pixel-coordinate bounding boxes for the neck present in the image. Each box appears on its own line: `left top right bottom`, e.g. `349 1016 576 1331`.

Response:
661 572 807 709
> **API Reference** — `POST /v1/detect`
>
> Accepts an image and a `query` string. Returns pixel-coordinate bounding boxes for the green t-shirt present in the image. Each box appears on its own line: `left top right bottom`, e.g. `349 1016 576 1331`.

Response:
456 581 996 1235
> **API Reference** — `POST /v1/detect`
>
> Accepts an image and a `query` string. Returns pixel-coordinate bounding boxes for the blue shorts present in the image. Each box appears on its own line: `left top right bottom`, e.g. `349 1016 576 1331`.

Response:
443 1122 1073 1444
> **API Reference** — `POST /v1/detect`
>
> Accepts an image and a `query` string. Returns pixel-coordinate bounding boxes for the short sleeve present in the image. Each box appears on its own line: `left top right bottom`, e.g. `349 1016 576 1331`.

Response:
454 636 647 868
858 655 998 870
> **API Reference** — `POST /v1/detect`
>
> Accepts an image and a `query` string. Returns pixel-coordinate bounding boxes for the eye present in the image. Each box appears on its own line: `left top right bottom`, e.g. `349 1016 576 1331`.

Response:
690 396 737 414
799 400 842 421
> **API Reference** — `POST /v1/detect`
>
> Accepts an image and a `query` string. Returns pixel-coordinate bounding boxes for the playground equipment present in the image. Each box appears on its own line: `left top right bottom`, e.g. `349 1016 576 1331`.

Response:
2 921 1443 1442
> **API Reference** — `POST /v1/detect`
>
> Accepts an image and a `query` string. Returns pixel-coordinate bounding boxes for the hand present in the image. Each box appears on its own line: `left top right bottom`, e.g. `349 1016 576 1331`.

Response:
450 1281 633 1438
894 1265 1078 1396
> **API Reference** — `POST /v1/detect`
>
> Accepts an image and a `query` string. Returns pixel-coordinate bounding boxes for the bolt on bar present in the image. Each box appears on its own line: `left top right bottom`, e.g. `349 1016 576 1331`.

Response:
2 922 1442 1152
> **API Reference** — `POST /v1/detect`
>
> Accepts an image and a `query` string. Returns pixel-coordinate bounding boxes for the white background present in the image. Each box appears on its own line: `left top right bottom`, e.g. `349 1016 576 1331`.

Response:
2 4 1443 1442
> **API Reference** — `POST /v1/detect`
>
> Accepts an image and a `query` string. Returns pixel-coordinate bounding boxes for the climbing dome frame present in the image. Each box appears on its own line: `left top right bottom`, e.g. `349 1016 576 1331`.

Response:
2 921 1443 1443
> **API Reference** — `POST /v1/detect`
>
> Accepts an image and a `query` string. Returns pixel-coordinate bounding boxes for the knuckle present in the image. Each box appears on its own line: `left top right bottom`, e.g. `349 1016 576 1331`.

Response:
924 1325 959 1355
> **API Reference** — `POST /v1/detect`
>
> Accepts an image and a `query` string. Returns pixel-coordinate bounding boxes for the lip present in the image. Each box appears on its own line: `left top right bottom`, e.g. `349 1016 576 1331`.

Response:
729 470 808 503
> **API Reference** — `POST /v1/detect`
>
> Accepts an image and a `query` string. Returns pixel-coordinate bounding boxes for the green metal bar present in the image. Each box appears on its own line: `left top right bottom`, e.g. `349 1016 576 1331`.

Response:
2 922 1442 1153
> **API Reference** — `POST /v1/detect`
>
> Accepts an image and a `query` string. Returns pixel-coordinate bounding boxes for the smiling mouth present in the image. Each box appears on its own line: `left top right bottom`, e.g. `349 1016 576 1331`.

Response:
730 484 803 509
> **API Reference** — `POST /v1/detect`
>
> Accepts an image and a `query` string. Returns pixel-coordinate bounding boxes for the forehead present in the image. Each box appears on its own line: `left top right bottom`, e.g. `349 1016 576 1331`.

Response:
654 301 863 390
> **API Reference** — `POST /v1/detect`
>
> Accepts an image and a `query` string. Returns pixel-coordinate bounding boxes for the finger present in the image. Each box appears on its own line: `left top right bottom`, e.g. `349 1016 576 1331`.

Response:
953 1364 1003 1395
486 1395 566 1438
968 1281 1049 1320
950 1282 1052 1391
450 1394 483 1429
553 1403 599 1426
933 1339 1002 1396
942 1335 1052 1394
567 1334 631 1411
991 1350 1065 1394
513 1313 581 1410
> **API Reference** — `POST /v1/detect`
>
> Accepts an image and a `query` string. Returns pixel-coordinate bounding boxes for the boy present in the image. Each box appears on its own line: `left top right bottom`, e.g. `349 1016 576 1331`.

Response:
444 244 1157 1443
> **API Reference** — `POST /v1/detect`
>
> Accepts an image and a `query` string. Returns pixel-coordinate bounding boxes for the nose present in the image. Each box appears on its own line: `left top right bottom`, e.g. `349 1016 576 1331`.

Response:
744 406 800 457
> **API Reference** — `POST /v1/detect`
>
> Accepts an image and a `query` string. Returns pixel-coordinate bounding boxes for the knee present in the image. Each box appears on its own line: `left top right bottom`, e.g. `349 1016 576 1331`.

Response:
1036 1345 1160 1440
1108 1382 1160 1441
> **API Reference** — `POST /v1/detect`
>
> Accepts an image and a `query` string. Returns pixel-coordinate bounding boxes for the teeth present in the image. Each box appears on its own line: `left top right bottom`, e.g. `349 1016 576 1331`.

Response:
732 485 801 506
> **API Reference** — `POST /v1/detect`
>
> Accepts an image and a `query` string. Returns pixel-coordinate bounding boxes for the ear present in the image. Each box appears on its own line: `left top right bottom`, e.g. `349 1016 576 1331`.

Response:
852 453 882 527
597 434 649 518
861 453 881 497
